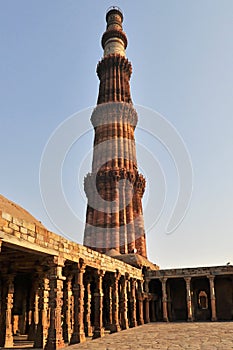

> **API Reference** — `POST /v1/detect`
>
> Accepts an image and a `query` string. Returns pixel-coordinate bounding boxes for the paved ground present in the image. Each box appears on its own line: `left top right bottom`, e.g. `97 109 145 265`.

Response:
66 322 233 350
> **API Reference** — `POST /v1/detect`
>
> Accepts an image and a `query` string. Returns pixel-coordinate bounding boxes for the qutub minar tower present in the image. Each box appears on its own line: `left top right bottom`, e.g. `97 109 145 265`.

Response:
0 7 232 350
84 7 147 258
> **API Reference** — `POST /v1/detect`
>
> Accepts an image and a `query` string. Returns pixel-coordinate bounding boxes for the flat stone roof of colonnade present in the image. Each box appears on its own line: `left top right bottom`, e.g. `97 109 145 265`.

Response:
146 264 233 278
0 194 143 279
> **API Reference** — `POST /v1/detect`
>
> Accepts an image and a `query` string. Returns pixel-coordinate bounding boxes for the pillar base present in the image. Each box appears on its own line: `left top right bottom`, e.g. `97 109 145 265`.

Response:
211 317 217 322
44 339 65 350
130 320 137 328
163 317 169 322
138 319 144 326
121 320 129 330
4 336 14 348
70 331 86 344
109 324 121 333
86 326 93 337
93 327 105 339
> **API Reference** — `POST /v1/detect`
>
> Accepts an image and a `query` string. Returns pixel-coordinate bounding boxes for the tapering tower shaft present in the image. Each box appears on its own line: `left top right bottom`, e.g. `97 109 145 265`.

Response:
84 7 147 257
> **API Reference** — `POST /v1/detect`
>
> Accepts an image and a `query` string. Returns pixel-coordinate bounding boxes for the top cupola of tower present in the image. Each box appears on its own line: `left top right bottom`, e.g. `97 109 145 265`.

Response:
101 6 128 57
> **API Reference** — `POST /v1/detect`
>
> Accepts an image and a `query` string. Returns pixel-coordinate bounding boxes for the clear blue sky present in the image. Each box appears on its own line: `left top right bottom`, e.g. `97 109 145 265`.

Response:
0 0 233 268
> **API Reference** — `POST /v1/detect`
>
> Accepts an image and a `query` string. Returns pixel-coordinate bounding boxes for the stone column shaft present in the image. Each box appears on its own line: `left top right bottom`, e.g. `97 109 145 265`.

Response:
144 280 150 324
45 258 65 350
34 273 49 348
84 280 93 337
119 276 129 330
4 276 14 348
70 264 86 344
185 277 193 321
129 279 137 327
28 278 39 341
93 270 105 339
161 278 168 322
208 276 217 321
64 275 73 343
137 280 144 325
109 273 121 333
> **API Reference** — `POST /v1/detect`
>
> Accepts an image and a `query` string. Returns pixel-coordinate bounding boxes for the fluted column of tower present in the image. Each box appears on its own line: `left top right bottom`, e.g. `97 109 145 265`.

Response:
83 7 147 258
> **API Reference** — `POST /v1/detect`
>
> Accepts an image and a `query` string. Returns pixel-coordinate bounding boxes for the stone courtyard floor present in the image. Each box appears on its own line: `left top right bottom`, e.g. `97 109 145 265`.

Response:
66 322 233 350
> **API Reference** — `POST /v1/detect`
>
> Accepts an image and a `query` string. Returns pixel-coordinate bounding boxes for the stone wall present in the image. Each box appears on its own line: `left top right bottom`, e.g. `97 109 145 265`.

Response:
0 210 142 279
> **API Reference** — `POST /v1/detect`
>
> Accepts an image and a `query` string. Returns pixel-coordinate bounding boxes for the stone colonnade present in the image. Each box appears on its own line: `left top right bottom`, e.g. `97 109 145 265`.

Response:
146 275 220 322
0 257 145 350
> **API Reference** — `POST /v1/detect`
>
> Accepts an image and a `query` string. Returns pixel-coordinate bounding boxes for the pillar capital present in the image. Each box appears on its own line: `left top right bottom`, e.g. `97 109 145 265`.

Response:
159 277 168 283
184 277 191 283
207 274 215 282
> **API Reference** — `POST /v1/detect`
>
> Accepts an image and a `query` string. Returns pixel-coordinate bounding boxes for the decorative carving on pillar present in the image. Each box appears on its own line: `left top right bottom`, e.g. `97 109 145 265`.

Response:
104 276 113 330
4 275 14 348
93 270 105 339
70 260 86 344
208 275 217 321
28 275 40 341
63 274 73 343
129 278 137 327
44 257 65 350
137 280 144 325
34 269 50 348
185 277 193 321
119 274 129 330
160 278 168 322
144 280 150 324
109 271 121 333
84 275 93 337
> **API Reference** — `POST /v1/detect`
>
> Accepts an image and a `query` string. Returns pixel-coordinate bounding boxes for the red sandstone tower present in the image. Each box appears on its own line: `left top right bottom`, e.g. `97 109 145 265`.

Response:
83 7 147 258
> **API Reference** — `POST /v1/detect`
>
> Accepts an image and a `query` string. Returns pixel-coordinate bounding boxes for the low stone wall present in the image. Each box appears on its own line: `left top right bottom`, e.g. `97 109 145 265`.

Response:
0 210 142 279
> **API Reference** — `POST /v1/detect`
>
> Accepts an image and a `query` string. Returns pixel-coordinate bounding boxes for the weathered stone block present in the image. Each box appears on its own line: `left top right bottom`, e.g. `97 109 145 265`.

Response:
13 217 23 226
0 218 8 228
28 236 35 243
14 231 21 238
36 233 44 241
3 226 13 234
9 223 19 231
2 212 12 222
22 220 35 232
20 227 28 234
28 230 36 237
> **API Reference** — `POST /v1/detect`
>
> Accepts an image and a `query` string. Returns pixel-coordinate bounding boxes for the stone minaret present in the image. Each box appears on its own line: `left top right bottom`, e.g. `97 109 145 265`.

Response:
83 7 147 258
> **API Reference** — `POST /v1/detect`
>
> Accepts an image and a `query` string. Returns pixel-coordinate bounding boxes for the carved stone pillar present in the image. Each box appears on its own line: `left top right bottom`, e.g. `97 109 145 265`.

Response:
45 257 65 350
84 277 93 337
160 278 168 322
137 280 144 325
208 275 217 321
185 277 193 321
119 275 129 330
34 271 49 348
4 275 14 348
144 280 150 324
93 270 105 339
28 276 39 340
70 262 86 344
63 274 73 343
104 279 113 330
129 278 137 327
109 271 121 333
